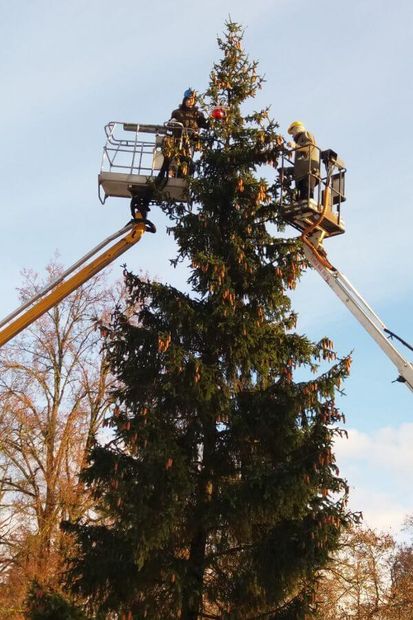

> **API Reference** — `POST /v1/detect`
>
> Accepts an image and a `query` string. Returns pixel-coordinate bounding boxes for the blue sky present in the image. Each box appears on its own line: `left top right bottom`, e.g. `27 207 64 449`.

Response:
1 0 412 535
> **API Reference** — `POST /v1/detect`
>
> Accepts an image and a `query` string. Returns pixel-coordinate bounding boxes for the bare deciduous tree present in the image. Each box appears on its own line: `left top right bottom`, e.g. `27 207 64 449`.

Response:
386 526 413 619
0 261 120 615
315 522 413 619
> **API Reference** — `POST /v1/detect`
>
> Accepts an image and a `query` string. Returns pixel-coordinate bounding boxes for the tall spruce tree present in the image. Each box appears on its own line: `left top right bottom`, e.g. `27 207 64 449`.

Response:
66 21 358 620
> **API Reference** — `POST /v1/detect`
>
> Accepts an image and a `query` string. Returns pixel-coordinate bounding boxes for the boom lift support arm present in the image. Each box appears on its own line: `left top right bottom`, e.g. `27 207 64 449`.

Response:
277 140 413 393
0 220 146 348
302 243 413 392
0 120 189 350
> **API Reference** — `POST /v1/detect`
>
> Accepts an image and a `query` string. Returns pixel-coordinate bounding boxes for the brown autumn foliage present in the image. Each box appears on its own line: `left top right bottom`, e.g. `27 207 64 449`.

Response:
386 520 413 619
0 261 122 617
314 523 413 619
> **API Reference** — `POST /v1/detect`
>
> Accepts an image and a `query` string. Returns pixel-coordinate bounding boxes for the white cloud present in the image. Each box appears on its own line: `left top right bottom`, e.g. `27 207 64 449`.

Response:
335 424 413 473
334 424 413 536
346 487 409 536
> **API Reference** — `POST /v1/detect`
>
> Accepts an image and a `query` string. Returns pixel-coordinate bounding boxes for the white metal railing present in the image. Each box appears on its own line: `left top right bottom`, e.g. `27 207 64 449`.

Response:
278 144 347 220
99 121 192 178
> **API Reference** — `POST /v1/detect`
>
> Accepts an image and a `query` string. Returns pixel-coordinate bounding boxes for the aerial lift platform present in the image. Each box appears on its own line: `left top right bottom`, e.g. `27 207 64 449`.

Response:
98 121 190 206
277 143 413 392
0 123 412 394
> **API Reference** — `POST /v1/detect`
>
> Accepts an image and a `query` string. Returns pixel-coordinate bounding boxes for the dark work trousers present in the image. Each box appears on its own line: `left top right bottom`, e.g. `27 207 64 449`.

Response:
296 172 318 200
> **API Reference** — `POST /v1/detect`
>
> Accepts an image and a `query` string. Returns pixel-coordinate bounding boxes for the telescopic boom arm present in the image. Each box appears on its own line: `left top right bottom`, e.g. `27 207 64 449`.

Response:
0 220 146 348
302 243 413 392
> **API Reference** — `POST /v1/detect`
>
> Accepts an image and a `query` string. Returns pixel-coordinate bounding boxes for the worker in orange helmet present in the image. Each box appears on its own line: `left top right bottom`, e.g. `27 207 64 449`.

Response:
287 121 320 200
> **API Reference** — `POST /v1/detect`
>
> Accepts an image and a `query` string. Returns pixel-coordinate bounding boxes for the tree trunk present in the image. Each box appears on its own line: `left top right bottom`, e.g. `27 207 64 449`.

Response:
180 419 216 620
180 528 208 620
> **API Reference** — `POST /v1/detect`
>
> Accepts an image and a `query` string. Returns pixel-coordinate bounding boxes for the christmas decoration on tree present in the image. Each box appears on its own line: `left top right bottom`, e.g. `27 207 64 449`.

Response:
210 106 226 120
64 20 359 619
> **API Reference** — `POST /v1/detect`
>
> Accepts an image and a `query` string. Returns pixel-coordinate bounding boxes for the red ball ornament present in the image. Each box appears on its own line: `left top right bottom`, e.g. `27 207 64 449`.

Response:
211 107 226 120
